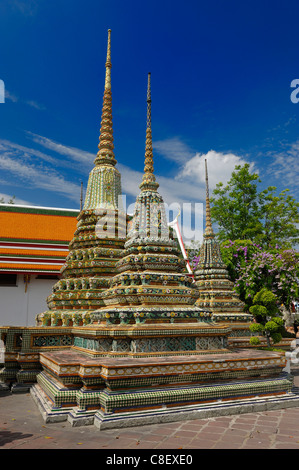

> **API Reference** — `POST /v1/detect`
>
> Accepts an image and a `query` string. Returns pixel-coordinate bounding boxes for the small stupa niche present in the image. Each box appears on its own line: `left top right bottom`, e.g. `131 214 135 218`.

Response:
36 30 127 327
194 160 253 332
92 74 213 327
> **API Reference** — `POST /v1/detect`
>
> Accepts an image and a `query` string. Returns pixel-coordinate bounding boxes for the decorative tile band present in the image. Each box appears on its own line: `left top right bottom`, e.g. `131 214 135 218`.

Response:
99 377 293 413
100 356 286 381
72 335 227 354
37 371 78 408
32 365 293 418
32 335 73 348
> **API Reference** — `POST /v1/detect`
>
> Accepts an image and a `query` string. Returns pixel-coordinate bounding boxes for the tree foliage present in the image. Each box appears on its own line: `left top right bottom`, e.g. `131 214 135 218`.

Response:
210 164 299 249
220 240 299 312
0 196 15 204
248 288 285 347
220 239 257 283
190 164 298 345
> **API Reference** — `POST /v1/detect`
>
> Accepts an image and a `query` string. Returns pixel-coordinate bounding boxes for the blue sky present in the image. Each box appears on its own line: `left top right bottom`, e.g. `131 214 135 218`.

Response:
0 0 298 240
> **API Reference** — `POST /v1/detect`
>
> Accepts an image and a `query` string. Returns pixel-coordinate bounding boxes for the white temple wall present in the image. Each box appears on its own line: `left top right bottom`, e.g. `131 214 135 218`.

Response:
0 275 56 326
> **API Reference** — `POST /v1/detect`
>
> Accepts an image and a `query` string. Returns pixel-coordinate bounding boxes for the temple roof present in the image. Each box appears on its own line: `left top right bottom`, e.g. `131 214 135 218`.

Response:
0 204 78 273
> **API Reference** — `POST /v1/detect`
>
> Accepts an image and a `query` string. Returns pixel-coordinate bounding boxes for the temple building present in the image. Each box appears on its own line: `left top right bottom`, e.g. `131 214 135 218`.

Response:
0 204 78 326
0 29 297 427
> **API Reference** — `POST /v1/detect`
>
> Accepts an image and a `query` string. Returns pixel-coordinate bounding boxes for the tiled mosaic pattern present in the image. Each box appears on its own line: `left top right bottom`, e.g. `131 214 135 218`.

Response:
37 371 79 408
99 376 293 413
73 334 227 354
0 324 292 391
37 348 287 385
31 365 294 425
33 335 73 347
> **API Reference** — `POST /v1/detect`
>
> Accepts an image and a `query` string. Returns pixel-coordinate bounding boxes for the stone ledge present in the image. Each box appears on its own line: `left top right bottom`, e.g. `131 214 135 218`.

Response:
94 392 299 430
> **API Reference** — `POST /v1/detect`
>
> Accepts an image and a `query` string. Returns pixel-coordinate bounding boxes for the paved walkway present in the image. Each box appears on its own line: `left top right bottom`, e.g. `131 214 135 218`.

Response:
1 368 299 450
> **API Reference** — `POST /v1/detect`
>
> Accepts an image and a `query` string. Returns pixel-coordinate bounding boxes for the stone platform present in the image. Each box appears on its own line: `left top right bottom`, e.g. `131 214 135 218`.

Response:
30 347 295 429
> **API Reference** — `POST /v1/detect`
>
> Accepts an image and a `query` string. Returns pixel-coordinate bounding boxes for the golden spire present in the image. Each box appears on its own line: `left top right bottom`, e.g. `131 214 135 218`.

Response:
104 28 112 90
94 29 116 167
204 159 214 238
140 73 159 191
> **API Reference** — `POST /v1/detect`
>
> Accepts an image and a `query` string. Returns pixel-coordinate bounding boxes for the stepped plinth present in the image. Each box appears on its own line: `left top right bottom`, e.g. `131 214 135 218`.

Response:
30 346 294 428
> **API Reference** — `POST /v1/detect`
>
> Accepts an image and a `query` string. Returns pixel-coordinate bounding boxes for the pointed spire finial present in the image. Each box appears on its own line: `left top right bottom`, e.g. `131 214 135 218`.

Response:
140 73 159 191
105 29 112 90
147 72 151 128
204 159 214 237
94 29 116 166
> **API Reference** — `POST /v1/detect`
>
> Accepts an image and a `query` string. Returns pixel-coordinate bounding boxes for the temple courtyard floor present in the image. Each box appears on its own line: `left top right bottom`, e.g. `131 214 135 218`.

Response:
0 366 299 451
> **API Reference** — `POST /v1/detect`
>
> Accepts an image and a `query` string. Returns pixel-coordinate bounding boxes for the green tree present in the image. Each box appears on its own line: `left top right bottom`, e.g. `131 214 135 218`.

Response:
220 240 298 312
257 187 299 248
210 164 299 249
249 288 284 347
220 239 257 283
211 164 261 242
0 195 15 204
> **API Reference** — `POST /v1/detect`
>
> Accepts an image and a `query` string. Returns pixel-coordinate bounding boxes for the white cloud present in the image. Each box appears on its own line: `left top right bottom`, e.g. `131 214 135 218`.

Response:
23 133 252 241
26 134 252 203
25 100 46 110
0 193 34 205
4 90 45 109
157 174 205 207
267 140 299 197
26 133 204 207
0 150 81 203
27 132 94 166
176 149 254 191
27 134 203 209
117 163 142 199
153 137 194 164
9 0 39 16
5 90 18 103
0 133 254 242
0 139 60 165
151 137 254 193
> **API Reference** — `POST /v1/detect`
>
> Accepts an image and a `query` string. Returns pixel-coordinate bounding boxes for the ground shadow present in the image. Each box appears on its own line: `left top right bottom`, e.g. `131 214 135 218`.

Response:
0 430 33 446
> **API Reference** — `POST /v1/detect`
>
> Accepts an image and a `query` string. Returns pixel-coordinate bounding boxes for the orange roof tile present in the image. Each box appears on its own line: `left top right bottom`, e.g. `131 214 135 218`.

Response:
0 248 69 257
0 205 79 273
0 263 62 272
0 211 78 242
